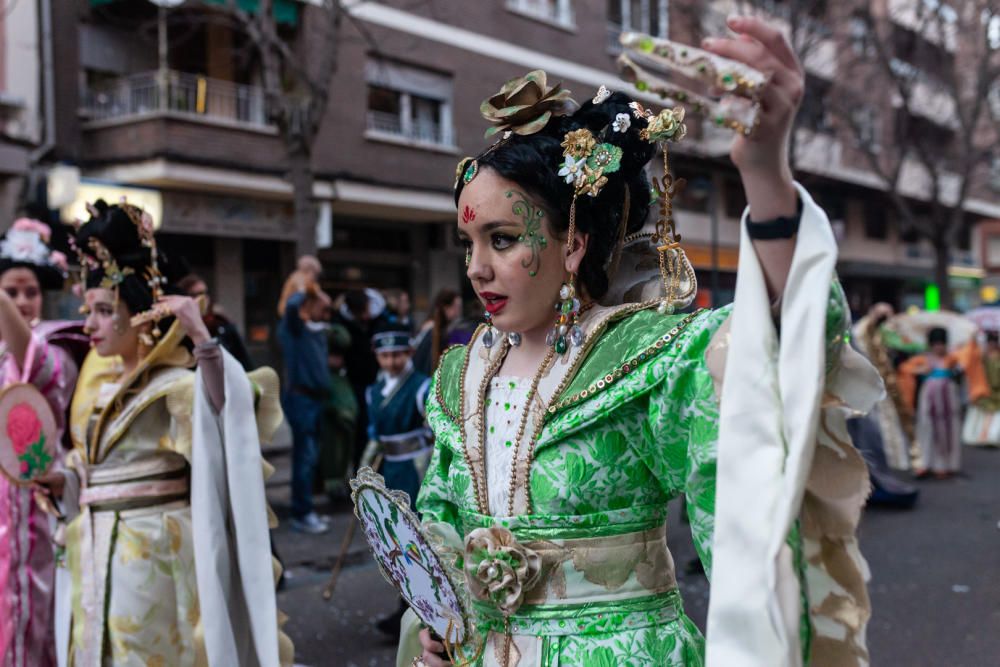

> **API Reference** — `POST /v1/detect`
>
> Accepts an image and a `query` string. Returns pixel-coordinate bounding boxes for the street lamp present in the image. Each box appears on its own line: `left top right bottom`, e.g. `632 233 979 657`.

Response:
687 176 719 307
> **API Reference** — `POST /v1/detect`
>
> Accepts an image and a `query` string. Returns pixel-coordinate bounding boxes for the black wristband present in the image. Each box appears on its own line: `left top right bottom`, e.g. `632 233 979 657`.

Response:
746 198 803 240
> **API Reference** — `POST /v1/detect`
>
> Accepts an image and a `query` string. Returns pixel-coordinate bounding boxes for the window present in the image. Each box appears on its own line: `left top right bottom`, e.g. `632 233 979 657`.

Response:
990 154 1000 192
849 13 875 58
799 75 833 133
507 0 575 28
863 199 888 240
608 0 669 52
851 107 880 152
365 60 454 148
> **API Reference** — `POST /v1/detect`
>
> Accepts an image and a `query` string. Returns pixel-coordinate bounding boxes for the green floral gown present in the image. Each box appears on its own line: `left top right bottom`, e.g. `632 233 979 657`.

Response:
398 187 878 667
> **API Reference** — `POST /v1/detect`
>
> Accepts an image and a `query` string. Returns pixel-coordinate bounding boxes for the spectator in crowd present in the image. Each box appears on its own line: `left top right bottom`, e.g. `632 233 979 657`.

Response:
277 254 323 317
318 322 358 498
411 288 463 376
360 321 432 638
380 288 414 333
278 275 333 534
332 289 380 469
178 274 254 370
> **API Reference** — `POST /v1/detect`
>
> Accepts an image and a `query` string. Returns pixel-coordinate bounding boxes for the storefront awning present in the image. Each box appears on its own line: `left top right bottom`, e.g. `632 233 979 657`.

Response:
90 0 299 25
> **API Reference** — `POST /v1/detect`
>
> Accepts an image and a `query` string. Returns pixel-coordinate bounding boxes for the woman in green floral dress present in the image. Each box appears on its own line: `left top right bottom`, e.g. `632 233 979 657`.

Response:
401 16 882 667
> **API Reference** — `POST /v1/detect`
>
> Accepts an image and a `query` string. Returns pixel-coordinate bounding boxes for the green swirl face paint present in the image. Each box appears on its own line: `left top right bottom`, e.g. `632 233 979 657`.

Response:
506 190 548 277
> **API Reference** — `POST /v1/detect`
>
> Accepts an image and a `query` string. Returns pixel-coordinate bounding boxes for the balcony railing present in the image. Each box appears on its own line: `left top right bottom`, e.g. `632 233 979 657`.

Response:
366 110 449 146
506 0 575 28
81 70 269 128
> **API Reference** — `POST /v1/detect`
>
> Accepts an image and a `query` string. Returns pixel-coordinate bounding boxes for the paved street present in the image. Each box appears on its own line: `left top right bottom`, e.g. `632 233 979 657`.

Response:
267 430 1000 667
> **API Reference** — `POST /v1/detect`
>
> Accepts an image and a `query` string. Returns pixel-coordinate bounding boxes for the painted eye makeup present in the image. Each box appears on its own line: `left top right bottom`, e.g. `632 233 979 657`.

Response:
491 233 517 251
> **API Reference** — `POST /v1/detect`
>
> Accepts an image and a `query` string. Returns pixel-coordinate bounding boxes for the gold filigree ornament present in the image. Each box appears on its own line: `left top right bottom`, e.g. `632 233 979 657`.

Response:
480 70 577 138
624 102 697 314
617 31 766 137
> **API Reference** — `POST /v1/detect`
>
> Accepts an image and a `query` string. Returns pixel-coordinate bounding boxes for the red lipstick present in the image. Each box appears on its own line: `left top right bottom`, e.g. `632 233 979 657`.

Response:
480 292 508 315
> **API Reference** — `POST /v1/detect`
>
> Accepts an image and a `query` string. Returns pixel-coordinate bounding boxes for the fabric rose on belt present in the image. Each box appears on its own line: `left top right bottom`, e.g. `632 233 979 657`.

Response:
480 70 577 138
464 526 541 616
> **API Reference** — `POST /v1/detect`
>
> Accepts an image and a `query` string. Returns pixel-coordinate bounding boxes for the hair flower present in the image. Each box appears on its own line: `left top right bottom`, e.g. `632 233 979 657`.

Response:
641 106 687 143
480 70 577 138
560 128 596 159
612 113 631 133
464 526 541 616
587 143 623 174
558 155 586 184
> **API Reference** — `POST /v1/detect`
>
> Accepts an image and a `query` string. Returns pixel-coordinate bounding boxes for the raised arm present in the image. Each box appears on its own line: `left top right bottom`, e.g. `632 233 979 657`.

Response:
703 15 804 300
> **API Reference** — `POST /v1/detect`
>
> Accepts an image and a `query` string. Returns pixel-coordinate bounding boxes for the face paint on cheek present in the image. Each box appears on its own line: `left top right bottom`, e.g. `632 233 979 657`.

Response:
506 190 548 277
461 206 477 224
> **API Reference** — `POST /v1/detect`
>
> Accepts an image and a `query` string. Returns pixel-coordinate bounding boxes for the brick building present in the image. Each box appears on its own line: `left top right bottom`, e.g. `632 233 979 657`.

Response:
13 0 1000 365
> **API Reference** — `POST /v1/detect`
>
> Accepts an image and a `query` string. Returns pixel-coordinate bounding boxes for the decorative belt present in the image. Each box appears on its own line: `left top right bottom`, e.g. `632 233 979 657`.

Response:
380 430 431 461
79 456 190 513
461 518 680 637
80 477 189 513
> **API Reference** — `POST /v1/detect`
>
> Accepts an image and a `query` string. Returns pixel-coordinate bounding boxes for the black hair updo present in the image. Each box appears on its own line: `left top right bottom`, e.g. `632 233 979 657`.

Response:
75 200 187 316
454 92 655 300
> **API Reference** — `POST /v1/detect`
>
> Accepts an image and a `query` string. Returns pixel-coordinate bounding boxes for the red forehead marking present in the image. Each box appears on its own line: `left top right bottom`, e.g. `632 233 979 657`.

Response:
461 206 477 224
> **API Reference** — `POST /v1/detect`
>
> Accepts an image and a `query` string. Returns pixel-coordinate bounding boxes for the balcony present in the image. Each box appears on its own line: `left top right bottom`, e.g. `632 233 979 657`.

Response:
81 70 269 130
78 70 285 172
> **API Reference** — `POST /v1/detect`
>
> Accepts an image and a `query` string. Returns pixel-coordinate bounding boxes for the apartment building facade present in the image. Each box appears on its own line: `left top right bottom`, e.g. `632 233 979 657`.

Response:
23 0 999 365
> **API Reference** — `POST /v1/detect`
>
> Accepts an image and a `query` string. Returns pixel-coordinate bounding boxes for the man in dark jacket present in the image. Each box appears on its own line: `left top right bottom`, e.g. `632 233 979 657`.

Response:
278 282 333 534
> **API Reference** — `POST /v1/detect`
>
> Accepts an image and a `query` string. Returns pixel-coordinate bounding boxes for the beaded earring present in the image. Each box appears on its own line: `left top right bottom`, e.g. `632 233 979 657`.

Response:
547 279 583 354
482 310 499 349
547 200 584 355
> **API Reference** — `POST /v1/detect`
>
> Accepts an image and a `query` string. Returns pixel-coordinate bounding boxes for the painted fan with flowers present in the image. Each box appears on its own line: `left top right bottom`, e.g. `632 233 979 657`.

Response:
0 383 58 485
351 467 468 648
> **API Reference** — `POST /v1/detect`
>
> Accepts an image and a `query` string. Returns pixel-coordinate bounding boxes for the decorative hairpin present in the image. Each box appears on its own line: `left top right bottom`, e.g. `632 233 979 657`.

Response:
626 103 697 314
592 85 611 105
456 71 578 194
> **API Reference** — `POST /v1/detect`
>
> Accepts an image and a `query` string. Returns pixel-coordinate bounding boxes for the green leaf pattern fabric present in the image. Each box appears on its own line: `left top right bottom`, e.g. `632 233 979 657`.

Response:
416 283 849 666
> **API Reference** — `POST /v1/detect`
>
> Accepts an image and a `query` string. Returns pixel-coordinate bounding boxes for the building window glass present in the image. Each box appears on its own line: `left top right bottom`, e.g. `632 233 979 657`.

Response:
365 60 454 148
507 0 575 28
799 75 833 133
851 106 880 152
849 14 875 58
863 199 888 240
608 0 669 52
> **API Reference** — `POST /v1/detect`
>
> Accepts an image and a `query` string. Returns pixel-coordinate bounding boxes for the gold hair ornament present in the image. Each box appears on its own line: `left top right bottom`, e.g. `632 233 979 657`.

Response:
628 102 697 314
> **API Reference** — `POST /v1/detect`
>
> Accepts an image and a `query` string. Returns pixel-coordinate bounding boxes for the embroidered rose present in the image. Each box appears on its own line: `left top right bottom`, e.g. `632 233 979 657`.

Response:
560 128 596 159
464 526 541 616
480 70 577 138
592 85 611 105
641 106 687 143
7 403 42 456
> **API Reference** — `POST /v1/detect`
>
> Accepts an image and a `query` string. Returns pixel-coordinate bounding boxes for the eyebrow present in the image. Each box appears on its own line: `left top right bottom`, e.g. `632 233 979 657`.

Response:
457 220 517 234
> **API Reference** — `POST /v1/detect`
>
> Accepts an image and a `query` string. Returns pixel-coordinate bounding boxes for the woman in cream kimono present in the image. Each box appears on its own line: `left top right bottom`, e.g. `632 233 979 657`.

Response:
402 16 881 667
35 201 292 666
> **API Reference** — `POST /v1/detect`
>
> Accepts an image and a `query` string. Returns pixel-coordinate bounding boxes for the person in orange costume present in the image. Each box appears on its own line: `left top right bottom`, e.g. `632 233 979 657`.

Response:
898 327 981 478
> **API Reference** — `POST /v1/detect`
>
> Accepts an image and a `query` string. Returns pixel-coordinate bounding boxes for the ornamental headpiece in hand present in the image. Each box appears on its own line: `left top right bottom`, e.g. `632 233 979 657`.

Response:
617 32 765 137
